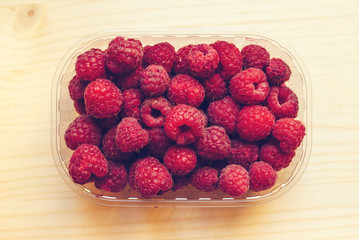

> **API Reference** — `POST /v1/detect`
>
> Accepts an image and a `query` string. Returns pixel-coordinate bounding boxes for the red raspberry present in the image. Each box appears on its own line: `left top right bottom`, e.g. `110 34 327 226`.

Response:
68 75 88 100
142 42 176 73
229 68 269 105
267 85 299 119
236 105 275 142
84 78 123 119
115 117 149 152
190 166 219 192
140 65 170 97
260 142 295 171
95 161 128 192
140 97 172 128
134 157 173 198
105 36 143 74
64 115 102 150
164 104 205 145
172 175 190 191
163 145 197 175
203 73 228 101
75 48 106 82
266 58 291 85
73 99 87 115
102 127 134 162
146 128 173 158
199 109 208 127
188 44 219 78
210 40 243 80
122 88 144 123
116 65 143 90
173 44 195 75
272 118 305 152
69 144 108 184
194 126 231 161
249 161 277 192
207 96 240 135
241 44 270 69
167 74 205 108
227 139 259 169
219 164 249 197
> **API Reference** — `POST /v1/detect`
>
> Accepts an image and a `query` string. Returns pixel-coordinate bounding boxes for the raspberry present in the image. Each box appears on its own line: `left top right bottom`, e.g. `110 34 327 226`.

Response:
173 44 195 75
102 127 134 162
142 42 176 73
272 118 305 152
69 144 108 184
188 44 219 78
210 40 242 80
198 109 208 127
75 48 106 82
241 44 270 69
140 97 172 128
95 161 128 192
74 99 87 115
64 115 102 150
116 65 143 90
266 85 299 119
167 74 205 108
236 105 275 142
249 161 277 192
68 75 88 100
122 88 144 123
172 175 190 191
105 36 143 74
128 160 140 190
229 68 269 105
207 96 240 135
227 139 259 169
146 128 173 158
265 58 291 85
115 117 149 152
190 166 219 192
219 164 249 197
134 157 173 198
84 78 123 119
164 104 205 145
140 65 170 97
163 145 197 175
203 73 228 101
194 126 231 161
259 142 295 171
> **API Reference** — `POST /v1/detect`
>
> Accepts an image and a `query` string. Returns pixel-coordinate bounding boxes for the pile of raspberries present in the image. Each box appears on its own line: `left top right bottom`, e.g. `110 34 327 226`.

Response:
65 36 305 199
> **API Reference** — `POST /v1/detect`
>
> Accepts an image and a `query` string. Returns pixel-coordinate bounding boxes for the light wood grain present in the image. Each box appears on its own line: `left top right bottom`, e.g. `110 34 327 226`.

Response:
1 0 359 239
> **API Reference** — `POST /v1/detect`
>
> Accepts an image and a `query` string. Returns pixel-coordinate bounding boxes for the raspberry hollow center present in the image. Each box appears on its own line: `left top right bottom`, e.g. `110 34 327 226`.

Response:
179 125 191 133
151 108 162 118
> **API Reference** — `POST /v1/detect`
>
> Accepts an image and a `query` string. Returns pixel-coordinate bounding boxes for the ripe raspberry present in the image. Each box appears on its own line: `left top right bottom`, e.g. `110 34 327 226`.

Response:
203 73 228 101
134 157 173 198
105 36 143 74
116 65 143 90
164 104 205 145
167 74 205 108
227 139 259 169
146 128 173 158
241 44 270 69
265 58 291 85
95 161 128 192
219 164 249 197
236 105 275 142
75 48 106 82
68 75 88 100
173 44 195 75
115 117 149 152
210 40 243 80
194 126 231 161
229 68 269 105
64 115 102 150
142 42 176 73
84 78 123 119
140 97 172 128
207 96 240 135
272 118 305 152
172 175 190 191
249 161 277 192
188 44 219 78
260 142 295 171
267 85 299 119
140 65 170 97
122 88 144 123
163 145 197 175
74 99 87 115
190 166 219 192
102 127 134 162
69 144 108 184
198 109 208 127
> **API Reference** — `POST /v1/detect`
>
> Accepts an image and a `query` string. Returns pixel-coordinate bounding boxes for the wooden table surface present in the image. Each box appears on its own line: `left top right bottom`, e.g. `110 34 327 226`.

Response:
1 0 359 239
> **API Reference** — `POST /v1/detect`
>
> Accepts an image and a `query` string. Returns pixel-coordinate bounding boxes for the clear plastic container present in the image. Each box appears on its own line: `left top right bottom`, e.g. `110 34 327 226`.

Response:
51 29 312 207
